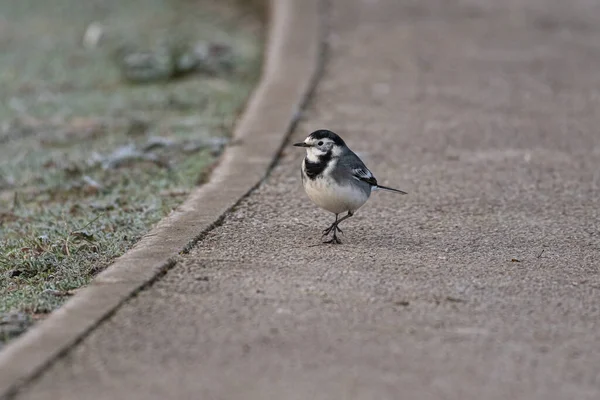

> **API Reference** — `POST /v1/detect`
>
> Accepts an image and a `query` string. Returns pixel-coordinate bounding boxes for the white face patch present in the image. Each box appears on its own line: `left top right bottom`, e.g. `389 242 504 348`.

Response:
331 145 343 157
305 146 327 162
303 137 336 162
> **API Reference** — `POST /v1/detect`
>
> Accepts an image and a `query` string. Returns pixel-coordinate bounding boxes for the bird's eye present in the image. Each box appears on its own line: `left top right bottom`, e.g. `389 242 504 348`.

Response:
317 141 323 146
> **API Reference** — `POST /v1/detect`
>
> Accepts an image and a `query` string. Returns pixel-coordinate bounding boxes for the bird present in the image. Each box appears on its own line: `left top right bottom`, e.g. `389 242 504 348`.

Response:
294 129 407 244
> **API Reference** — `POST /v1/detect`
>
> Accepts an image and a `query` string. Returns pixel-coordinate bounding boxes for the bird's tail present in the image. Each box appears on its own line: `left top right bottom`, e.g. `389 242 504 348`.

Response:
375 184 407 195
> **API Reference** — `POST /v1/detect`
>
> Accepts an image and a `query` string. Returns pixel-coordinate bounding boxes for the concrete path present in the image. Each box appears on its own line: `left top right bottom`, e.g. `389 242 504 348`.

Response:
12 0 600 399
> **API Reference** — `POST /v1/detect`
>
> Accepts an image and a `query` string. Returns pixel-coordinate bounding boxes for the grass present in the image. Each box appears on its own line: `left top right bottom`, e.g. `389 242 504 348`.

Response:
0 0 263 343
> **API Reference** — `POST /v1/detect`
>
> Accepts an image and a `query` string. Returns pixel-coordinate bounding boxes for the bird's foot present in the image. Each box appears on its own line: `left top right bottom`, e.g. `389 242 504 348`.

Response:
323 234 342 245
322 223 343 237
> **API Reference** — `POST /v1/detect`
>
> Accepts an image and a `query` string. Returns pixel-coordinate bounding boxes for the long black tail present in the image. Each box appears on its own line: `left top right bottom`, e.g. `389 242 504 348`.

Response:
375 184 407 195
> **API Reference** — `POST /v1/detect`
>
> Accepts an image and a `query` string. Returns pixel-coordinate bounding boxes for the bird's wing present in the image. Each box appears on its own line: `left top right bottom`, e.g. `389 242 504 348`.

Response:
341 149 407 194
351 166 378 186
336 149 378 186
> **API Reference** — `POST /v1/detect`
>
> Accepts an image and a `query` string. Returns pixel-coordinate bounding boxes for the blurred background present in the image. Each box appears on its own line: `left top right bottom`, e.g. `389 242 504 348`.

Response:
0 0 264 346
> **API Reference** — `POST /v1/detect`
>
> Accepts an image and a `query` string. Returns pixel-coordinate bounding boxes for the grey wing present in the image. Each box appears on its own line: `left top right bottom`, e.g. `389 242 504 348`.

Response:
336 149 378 187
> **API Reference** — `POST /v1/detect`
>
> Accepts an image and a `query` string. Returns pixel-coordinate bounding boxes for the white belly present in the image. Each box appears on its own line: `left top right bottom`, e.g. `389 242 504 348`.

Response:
303 176 369 214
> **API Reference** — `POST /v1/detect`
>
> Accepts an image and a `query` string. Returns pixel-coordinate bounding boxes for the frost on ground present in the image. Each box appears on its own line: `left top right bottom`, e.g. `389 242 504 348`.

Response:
0 0 263 343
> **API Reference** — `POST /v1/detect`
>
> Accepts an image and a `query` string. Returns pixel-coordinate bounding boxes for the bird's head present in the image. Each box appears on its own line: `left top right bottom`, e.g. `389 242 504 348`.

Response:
293 129 347 161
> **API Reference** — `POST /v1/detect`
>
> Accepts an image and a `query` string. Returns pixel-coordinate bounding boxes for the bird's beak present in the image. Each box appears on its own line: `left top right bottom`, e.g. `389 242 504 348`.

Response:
293 142 311 148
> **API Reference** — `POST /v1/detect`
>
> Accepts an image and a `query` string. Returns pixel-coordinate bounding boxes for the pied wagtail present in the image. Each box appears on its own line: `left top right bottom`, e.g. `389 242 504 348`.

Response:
294 129 407 244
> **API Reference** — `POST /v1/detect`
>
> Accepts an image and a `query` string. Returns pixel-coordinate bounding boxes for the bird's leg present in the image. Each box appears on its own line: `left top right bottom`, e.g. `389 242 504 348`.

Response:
322 211 353 244
322 214 341 236
335 211 354 227
322 214 342 244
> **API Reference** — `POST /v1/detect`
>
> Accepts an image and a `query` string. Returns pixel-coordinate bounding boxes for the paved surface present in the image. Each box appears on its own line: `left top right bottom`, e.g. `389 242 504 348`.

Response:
14 0 600 399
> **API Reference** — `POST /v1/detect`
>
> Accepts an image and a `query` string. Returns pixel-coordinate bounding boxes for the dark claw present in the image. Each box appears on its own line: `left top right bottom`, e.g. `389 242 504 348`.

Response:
323 235 342 244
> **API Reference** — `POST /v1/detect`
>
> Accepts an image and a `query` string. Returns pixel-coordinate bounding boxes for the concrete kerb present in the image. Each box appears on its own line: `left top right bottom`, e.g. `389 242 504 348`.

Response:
0 0 324 396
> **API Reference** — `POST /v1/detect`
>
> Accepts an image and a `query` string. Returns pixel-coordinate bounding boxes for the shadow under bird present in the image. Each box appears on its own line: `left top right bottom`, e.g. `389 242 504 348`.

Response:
294 129 407 244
